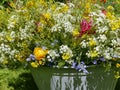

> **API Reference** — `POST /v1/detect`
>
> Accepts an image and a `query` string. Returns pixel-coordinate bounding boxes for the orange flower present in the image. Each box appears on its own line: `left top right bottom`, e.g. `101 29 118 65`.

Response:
33 47 48 60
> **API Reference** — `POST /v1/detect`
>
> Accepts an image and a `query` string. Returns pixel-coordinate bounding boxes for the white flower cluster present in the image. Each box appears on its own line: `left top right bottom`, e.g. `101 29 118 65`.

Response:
0 43 11 55
59 45 73 57
7 15 19 29
0 43 17 62
18 20 34 40
51 4 76 33
47 50 59 61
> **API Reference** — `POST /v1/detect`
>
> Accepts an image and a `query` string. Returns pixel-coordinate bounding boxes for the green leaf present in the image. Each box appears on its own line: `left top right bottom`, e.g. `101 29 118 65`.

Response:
58 61 65 68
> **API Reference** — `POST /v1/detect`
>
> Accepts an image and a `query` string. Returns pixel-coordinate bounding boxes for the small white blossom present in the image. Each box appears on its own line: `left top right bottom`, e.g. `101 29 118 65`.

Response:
97 34 107 42
81 40 87 48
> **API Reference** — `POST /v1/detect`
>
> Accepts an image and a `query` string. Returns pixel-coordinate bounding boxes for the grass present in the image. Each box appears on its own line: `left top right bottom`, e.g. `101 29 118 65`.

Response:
0 68 38 90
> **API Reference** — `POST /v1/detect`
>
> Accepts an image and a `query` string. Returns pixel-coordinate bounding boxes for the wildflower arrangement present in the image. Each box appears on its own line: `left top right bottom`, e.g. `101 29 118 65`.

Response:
0 0 120 77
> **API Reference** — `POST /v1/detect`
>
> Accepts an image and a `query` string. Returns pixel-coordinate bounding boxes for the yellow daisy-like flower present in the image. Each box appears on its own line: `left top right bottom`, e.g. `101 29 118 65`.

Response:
89 39 96 46
31 62 39 68
43 13 51 21
33 47 48 60
90 50 98 58
62 53 71 60
116 63 120 68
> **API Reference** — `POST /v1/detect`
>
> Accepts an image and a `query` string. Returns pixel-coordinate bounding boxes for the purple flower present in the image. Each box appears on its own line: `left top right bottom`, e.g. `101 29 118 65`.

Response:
99 57 105 62
72 62 77 68
29 54 35 60
93 60 97 65
26 58 31 62
26 54 35 62
72 62 88 74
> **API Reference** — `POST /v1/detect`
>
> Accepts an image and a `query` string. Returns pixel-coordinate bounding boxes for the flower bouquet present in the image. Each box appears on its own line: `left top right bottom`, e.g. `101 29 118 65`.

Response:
0 0 120 90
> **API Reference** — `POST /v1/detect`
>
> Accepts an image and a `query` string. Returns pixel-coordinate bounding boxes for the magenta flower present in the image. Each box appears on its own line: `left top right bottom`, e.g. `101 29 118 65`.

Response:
80 19 93 36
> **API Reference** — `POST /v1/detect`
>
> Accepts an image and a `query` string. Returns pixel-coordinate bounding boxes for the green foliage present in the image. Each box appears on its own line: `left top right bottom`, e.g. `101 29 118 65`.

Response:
9 72 38 90
0 68 38 90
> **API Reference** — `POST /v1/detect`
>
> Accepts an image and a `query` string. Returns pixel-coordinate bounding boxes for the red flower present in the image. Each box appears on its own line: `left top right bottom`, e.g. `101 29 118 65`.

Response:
80 19 93 36
100 0 107 3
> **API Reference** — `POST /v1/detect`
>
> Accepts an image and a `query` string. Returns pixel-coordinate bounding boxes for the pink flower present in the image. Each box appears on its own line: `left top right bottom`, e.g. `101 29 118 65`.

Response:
80 19 93 36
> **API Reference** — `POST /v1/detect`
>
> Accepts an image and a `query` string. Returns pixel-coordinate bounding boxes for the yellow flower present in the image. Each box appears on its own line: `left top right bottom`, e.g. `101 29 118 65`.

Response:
33 47 48 60
40 19 47 24
90 50 98 58
89 39 96 46
110 21 119 30
15 51 27 62
85 3 90 9
116 63 120 68
107 6 114 11
62 53 71 60
39 60 43 65
85 3 91 14
51 4 56 11
106 12 116 20
26 1 37 8
31 62 39 68
72 29 79 36
39 0 47 7
37 26 43 32
61 5 69 12
15 54 22 62
43 13 51 21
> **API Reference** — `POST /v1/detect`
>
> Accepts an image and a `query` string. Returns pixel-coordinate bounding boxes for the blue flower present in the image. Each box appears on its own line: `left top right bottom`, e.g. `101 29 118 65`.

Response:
93 60 97 65
72 62 77 68
72 61 88 74
99 57 105 62
26 54 35 62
